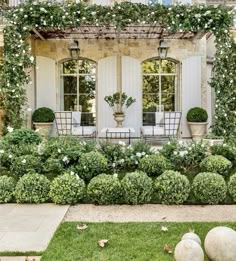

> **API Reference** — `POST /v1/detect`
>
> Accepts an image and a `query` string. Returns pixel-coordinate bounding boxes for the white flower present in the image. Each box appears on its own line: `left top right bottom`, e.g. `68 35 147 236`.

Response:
9 154 12 159
63 156 69 163
194 14 201 18
35 129 39 133
178 140 183 145
7 126 13 133
29 56 34 62
161 226 168 232
83 166 87 169
70 171 75 175
113 173 118 178
141 152 146 156
135 161 138 165
58 149 61 153
120 159 125 163
112 163 116 167
40 7 47 13
179 151 188 157
174 151 178 155
118 141 126 146
0 150 4 153
22 159 26 164
91 11 96 16
136 152 142 157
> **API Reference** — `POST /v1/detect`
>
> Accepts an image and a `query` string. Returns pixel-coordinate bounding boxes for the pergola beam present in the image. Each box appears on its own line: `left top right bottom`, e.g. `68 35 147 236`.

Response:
32 28 45 41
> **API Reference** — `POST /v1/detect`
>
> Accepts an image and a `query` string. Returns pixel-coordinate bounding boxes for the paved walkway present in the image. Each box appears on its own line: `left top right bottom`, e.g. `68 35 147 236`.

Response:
0 204 69 252
65 204 236 222
0 257 40 261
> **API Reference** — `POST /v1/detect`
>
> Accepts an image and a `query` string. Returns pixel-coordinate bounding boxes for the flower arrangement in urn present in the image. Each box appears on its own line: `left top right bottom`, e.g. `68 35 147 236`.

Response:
104 92 136 127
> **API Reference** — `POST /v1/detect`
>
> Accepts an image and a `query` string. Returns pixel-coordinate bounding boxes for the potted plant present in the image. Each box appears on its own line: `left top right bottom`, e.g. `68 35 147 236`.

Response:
104 92 136 127
32 107 55 136
187 107 208 140
202 133 224 146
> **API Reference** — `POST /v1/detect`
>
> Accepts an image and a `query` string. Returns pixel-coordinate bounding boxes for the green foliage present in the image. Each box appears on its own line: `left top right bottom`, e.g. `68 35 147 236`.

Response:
200 155 232 176
87 174 122 205
203 133 224 140
211 143 236 162
32 107 55 123
187 107 208 122
104 92 136 113
0 176 16 203
192 172 227 204
228 174 236 203
160 139 208 172
49 172 85 204
139 154 172 177
75 152 108 182
4 128 42 145
10 155 42 177
121 171 153 204
43 158 64 176
153 170 190 204
15 173 50 203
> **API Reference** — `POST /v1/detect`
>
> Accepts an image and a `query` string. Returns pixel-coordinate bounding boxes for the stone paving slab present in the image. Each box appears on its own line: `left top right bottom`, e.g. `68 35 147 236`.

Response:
0 257 40 261
65 204 236 222
0 204 69 252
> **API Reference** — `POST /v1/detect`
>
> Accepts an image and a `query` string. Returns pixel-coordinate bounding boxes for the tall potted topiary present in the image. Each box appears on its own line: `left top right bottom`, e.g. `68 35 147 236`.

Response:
187 107 208 140
32 107 54 136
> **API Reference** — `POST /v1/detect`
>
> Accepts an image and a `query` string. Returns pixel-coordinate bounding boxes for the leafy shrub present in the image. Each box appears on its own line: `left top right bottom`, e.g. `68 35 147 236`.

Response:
75 152 108 182
87 174 122 204
4 128 42 145
15 173 50 203
228 174 236 203
160 139 208 172
32 107 55 122
211 143 236 162
0 176 16 203
200 155 232 176
187 107 208 122
49 172 85 204
139 154 172 177
43 158 64 176
192 172 227 204
153 170 190 204
10 155 42 177
121 171 153 204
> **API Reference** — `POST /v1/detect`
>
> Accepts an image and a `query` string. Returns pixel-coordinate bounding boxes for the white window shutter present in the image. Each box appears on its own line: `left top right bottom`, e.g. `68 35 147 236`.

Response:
36 56 56 111
122 56 142 137
97 56 117 137
181 56 202 137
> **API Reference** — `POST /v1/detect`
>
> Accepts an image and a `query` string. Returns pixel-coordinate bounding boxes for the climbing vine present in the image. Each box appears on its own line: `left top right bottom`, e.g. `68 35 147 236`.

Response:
0 1 235 137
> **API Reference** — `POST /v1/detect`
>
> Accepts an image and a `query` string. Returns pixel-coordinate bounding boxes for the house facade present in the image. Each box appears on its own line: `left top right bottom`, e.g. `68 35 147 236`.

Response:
0 0 235 138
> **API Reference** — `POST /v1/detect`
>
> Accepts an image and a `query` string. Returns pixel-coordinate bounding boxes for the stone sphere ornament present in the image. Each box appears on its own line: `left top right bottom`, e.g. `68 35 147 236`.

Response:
181 232 202 245
204 226 236 261
174 239 204 261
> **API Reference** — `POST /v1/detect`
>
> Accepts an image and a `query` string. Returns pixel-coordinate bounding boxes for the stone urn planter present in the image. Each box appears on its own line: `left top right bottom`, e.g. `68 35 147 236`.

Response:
187 107 208 141
113 112 125 127
202 134 224 146
32 107 54 136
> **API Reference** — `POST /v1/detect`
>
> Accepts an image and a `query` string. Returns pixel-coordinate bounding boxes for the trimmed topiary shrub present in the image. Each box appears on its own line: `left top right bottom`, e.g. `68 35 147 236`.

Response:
87 174 122 205
4 128 42 145
49 172 85 204
139 154 172 177
187 107 208 122
200 155 232 176
228 174 236 203
75 152 108 182
10 155 42 177
0 176 16 203
121 171 153 204
192 172 227 204
32 107 55 122
153 170 190 204
15 173 50 203
211 144 236 162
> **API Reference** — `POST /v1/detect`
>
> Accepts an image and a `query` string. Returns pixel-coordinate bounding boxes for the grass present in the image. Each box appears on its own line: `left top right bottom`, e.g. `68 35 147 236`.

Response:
41 221 236 261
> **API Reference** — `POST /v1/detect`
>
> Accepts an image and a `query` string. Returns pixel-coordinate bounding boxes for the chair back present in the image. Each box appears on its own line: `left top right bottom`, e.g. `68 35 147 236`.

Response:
164 112 182 136
54 111 73 136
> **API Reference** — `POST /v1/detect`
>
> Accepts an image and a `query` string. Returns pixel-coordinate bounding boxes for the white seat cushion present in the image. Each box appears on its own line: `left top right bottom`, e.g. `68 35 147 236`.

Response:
141 126 164 136
72 126 96 136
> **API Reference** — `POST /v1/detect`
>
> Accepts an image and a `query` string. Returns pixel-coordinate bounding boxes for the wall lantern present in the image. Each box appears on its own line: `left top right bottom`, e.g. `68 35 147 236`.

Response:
68 40 80 59
158 40 169 59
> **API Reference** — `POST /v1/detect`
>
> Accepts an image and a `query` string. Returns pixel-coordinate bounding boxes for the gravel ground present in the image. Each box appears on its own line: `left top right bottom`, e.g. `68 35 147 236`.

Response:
64 204 236 222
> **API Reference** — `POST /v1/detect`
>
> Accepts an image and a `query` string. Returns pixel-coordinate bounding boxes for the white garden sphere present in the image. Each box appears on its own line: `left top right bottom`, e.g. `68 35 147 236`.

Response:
181 232 202 245
174 239 204 261
204 226 236 261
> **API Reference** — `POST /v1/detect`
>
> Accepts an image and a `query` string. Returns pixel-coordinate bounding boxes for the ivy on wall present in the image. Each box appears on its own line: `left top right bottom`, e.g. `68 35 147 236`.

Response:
0 1 235 137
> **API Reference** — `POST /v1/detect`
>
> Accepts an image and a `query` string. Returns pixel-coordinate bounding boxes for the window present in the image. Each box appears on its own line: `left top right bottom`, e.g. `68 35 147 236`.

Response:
142 59 178 125
60 59 96 125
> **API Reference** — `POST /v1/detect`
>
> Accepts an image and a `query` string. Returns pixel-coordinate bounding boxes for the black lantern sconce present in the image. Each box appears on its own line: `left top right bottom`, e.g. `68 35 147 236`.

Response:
68 40 80 59
158 40 169 59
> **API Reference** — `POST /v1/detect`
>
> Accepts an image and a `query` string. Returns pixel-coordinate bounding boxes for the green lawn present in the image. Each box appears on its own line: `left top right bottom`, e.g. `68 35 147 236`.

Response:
41 222 236 261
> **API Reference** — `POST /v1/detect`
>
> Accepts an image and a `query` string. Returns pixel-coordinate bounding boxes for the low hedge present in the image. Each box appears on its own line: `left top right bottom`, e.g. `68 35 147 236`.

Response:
0 176 16 203
121 171 153 204
153 170 190 204
192 172 227 204
87 174 122 205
